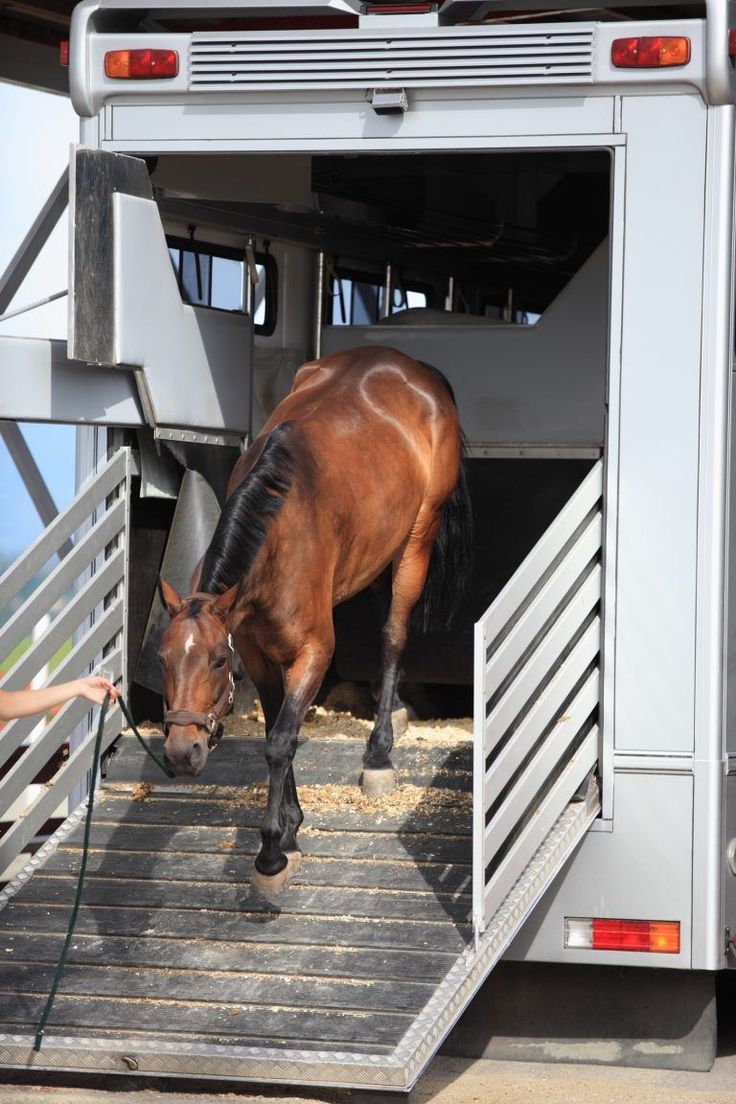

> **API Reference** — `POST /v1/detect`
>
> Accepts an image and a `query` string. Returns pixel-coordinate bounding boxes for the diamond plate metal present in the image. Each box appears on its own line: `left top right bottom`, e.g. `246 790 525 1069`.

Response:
0 798 88 912
0 1035 406 1090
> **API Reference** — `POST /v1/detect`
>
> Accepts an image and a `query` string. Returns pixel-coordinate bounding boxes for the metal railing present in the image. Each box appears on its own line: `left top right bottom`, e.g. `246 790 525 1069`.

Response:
0 448 131 880
473 460 603 934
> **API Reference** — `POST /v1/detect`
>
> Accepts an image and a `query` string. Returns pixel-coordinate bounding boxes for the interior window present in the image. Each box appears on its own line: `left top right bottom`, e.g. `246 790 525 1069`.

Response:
167 238 277 335
329 270 430 326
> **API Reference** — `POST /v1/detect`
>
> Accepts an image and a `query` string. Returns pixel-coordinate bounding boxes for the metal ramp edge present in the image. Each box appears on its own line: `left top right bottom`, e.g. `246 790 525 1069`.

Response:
0 778 598 1091
396 776 600 1090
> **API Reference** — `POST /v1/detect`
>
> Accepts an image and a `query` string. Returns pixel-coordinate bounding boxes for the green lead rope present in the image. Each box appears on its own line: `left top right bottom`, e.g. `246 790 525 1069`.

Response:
117 694 176 781
34 691 174 1052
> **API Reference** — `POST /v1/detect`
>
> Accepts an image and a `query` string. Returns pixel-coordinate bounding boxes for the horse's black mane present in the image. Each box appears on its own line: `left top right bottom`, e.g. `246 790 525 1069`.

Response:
199 423 294 595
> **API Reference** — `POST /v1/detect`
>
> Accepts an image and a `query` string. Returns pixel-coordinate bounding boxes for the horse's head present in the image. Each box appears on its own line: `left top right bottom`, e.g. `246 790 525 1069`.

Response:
157 577 239 776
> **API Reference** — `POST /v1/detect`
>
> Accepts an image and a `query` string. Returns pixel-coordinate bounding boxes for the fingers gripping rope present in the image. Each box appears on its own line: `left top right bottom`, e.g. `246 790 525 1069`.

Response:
33 693 173 1051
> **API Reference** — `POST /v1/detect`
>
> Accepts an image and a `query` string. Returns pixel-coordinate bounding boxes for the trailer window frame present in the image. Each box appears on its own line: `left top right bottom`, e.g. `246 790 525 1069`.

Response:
166 235 278 336
327 264 435 326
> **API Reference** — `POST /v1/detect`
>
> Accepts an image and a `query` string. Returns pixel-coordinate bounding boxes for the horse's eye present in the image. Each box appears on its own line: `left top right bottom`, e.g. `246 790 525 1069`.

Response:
212 656 227 670
158 654 166 667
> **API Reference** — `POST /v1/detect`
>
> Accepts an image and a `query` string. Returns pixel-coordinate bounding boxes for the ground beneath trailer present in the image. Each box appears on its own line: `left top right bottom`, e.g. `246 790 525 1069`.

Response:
1 1050 736 1104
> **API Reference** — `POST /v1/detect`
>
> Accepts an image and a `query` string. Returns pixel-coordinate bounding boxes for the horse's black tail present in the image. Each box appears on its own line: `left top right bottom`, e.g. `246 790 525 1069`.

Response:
414 385 474 634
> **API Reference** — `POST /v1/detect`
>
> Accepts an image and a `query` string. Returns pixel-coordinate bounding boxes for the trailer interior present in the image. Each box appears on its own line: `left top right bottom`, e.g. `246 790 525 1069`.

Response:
0 141 608 1089
130 146 611 711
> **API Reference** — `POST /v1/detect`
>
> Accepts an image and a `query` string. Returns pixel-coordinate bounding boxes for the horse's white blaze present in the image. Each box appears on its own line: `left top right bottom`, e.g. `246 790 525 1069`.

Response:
184 632 195 655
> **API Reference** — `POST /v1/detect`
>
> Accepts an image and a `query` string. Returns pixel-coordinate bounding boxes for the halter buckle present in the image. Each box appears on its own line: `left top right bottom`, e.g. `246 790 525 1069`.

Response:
205 712 224 751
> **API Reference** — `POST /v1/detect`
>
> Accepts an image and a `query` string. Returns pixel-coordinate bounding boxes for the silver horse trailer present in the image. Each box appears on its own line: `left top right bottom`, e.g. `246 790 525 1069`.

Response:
0 0 735 1094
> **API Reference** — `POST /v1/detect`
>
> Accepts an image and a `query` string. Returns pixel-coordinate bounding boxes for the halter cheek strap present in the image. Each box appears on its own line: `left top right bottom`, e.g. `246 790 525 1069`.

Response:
163 633 236 750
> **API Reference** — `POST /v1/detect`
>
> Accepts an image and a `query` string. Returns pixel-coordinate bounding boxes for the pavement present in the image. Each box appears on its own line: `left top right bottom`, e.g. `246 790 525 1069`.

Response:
0 1047 734 1104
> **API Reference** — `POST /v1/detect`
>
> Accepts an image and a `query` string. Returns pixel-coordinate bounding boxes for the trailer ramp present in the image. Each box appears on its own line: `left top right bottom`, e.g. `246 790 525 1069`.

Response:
0 458 601 1095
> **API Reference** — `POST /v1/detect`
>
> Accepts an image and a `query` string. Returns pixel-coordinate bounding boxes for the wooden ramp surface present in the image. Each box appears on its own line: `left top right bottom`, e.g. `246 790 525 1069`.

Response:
0 716 473 1057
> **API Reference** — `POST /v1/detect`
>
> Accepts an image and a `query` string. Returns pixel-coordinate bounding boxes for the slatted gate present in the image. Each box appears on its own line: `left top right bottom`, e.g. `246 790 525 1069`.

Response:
0 450 601 1092
0 448 132 884
473 459 603 936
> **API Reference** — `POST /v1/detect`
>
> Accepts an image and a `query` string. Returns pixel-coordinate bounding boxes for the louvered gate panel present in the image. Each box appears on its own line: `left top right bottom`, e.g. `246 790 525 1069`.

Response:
0 449 132 881
189 26 595 91
473 461 603 935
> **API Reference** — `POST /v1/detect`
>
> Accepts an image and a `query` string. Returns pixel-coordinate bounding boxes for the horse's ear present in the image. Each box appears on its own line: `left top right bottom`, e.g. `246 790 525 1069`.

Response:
212 582 240 621
158 577 183 617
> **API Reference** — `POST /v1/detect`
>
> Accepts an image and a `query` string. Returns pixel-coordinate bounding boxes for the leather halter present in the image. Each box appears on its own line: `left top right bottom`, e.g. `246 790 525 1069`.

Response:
163 632 236 750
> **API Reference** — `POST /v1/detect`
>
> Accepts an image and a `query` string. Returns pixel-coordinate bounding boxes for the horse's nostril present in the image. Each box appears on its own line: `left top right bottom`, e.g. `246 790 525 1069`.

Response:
188 741 204 766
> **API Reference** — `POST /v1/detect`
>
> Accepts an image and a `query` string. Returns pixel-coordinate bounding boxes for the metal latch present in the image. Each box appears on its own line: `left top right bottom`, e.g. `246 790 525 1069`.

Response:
370 88 408 115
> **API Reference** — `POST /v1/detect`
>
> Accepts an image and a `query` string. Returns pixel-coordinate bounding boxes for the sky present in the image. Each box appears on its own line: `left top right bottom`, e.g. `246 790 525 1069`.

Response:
0 81 79 558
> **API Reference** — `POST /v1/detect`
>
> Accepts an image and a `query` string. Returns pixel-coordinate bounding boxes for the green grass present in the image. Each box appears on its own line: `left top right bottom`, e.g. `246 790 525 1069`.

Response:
1 634 73 678
49 637 72 672
1 635 31 672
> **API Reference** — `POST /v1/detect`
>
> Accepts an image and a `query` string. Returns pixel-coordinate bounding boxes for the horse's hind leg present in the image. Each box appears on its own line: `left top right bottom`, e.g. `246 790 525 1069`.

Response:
370 572 411 737
363 536 433 796
252 638 332 900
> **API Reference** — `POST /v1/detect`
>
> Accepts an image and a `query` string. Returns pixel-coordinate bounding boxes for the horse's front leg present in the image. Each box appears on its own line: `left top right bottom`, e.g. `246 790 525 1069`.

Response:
237 639 302 870
252 640 331 900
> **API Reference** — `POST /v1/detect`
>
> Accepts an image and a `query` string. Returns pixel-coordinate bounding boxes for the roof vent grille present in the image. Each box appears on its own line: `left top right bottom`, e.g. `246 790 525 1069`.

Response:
188 26 595 91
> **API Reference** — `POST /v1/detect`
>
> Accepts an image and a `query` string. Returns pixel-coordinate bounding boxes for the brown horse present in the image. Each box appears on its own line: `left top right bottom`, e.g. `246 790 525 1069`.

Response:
157 346 472 897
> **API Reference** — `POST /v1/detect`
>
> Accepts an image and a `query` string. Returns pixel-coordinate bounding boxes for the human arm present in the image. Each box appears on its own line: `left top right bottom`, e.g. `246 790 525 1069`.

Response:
0 676 119 722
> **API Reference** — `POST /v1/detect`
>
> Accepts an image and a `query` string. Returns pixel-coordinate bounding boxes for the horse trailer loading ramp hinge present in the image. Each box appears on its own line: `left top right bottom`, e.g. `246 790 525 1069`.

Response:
0 461 602 1091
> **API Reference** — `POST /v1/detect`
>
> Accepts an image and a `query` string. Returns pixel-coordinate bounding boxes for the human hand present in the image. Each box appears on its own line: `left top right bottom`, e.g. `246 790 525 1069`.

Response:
74 675 120 705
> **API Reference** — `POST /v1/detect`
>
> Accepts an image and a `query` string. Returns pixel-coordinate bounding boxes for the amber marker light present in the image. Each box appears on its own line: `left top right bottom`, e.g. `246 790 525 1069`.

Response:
611 36 690 69
104 49 179 79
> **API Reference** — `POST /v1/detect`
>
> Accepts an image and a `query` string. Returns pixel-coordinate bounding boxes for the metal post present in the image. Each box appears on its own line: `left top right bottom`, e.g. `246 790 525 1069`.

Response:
445 275 455 312
244 235 257 317
382 263 393 319
0 289 67 325
243 236 257 447
313 251 325 360
0 169 68 316
69 425 107 811
504 287 514 322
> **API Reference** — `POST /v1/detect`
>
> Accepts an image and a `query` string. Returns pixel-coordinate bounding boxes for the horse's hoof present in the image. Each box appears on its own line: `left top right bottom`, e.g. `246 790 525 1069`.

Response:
361 767 397 798
391 706 409 738
250 851 300 901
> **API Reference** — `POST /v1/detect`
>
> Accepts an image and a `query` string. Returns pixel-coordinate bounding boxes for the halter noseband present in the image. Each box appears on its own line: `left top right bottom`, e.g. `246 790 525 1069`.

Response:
163 632 236 750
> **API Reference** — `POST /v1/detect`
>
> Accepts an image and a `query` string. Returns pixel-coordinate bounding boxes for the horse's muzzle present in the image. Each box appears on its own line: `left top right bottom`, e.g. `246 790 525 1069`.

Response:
163 727 208 776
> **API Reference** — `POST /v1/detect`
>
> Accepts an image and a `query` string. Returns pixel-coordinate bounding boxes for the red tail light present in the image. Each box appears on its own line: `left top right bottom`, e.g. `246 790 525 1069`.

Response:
611 36 690 68
728 28 736 57
105 49 179 80
565 917 680 953
59 40 69 67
